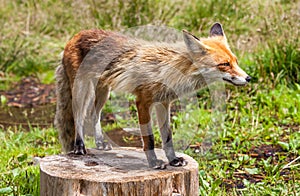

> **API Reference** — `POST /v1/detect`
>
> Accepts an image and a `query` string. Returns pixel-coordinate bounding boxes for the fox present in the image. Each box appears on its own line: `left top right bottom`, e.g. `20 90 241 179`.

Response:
55 23 251 169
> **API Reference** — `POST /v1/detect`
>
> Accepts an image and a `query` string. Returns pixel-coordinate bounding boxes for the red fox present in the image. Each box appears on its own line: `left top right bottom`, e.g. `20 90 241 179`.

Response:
55 23 251 169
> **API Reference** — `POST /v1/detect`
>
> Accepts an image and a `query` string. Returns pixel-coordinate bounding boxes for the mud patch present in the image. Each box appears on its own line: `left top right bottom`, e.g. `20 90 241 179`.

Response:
0 104 56 130
105 128 143 148
0 77 56 107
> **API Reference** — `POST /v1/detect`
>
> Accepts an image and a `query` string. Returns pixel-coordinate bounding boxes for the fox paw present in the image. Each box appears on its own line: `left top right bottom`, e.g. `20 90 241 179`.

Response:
74 145 87 155
150 159 167 170
169 157 188 167
96 141 112 151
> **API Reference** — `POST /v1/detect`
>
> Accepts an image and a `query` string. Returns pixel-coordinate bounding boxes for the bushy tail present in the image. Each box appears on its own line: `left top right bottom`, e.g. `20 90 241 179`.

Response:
54 62 75 153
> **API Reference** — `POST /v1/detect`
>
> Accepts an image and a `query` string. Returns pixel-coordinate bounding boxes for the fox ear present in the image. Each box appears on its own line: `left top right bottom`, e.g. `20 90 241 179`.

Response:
210 23 226 38
182 30 207 54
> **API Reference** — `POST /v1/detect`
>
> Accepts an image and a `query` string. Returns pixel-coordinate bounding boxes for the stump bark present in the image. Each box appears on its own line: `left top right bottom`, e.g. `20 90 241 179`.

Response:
40 147 199 196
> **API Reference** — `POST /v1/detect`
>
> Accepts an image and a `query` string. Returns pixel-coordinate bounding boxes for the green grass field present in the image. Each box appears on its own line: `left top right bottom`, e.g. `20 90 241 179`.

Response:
0 0 299 195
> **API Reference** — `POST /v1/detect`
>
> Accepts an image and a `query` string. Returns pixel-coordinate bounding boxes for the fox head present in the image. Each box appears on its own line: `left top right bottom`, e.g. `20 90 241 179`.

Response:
182 23 251 86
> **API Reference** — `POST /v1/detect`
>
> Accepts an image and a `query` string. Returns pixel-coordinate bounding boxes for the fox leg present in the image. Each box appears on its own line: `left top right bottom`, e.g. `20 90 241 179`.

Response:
73 82 94 155
94 85 112 150
72 78 98 155
136 98 167 169
155 102 187 167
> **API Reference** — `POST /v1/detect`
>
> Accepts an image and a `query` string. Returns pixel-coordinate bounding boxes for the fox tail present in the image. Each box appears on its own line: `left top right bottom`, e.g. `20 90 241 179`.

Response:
54 59 75 153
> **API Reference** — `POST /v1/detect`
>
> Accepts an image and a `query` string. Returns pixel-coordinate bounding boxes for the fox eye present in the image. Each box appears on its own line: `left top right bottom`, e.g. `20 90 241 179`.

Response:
218 62 230 67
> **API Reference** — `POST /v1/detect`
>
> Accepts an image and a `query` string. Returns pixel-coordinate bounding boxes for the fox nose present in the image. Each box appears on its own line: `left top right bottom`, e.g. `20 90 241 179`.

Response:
245 76 251 82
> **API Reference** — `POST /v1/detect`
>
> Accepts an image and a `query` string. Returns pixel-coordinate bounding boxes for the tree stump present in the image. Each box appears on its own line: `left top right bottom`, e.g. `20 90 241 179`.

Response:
40 147 199 196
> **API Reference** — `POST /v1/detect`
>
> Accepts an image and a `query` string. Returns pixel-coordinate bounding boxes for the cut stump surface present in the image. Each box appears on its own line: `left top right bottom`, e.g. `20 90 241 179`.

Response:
40 147 199 196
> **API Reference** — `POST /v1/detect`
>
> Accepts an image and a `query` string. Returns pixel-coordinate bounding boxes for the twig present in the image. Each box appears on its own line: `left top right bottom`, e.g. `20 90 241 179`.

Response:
282 156 300 170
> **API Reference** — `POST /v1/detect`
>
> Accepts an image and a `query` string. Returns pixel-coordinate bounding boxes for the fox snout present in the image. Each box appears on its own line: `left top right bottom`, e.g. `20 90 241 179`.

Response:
222 73 251 86
245 76 251 82
219 61 251 86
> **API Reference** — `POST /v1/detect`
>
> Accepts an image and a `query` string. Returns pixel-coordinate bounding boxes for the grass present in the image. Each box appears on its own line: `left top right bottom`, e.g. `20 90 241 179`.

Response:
200 84 300 195
0 0 299 195
0 127 60 195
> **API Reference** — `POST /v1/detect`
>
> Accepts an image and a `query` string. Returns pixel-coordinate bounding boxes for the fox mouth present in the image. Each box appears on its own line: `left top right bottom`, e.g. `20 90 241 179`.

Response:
223 78 247 86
